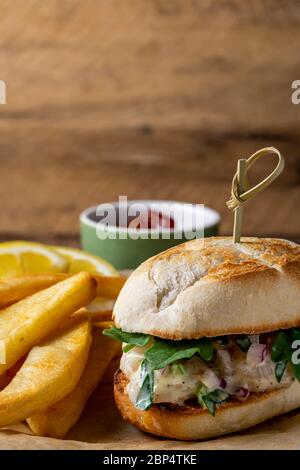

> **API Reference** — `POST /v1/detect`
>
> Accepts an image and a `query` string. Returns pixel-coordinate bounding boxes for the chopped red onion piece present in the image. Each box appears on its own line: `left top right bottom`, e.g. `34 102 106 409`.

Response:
236 387 250 401
261 344 267 361
219 378 227 389
246 343 268 366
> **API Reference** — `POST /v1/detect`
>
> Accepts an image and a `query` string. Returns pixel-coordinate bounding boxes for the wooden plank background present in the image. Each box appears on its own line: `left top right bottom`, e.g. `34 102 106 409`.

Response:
0 0 299 244
0 0 299 450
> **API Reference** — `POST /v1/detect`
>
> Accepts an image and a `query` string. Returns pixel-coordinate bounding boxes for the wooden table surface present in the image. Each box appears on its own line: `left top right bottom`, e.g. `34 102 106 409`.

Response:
2 366 300 450
0 152 299 247
0 0 299 246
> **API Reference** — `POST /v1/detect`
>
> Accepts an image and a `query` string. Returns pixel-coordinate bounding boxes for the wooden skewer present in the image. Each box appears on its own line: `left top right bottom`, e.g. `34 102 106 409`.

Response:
233 159 247 243
227 147 285 244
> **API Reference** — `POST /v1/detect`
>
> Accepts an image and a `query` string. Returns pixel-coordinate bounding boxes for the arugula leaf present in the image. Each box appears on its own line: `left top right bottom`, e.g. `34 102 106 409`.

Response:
135 359 154 410
134 337 213 410
236 335 251 352
269 328 300 385
290 328 300 341
208 389 230 404
144 338 214 370
271 330 300 383
198 339 215 361
202 396 216 416
103 326 151 349
275 360 287 383
123 344 135 353
271 332 290 362
291 333 300 380
292 363 300 382
197 387 229 416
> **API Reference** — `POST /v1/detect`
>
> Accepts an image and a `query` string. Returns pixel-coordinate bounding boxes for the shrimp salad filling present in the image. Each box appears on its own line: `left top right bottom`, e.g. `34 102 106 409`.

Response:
103 326 300 416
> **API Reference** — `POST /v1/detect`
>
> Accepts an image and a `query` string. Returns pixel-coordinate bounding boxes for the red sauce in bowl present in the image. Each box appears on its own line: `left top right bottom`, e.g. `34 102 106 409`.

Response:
127 210 175 230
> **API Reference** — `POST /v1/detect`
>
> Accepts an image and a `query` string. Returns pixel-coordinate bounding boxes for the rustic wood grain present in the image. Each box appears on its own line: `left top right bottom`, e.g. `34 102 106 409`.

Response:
0 0 300 135
0 156 298 243
0 127 299 184
0 0 299 244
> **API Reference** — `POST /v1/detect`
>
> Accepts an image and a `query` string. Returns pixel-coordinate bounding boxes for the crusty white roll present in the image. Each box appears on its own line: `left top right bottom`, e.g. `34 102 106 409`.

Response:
113 237 300 440
114 370 300 441
114 237 300 339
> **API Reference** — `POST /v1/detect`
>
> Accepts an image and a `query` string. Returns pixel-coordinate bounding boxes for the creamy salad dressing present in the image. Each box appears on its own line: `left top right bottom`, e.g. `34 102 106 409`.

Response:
120 336 293 407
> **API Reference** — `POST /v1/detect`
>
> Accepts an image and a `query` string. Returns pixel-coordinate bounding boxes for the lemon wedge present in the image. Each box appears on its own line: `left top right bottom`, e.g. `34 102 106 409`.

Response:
52 246 118 276
0 241 68 277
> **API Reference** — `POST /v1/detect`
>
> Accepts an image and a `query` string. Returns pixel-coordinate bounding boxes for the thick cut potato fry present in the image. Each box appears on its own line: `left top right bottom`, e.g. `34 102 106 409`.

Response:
0 273 124 309
0 272 95 374
0 274 67 309
94 275 125 298
86 310 113 322
27 327 120 438
0 317 91 427
93 320 114 330
85 296 115 321
73 307 113 324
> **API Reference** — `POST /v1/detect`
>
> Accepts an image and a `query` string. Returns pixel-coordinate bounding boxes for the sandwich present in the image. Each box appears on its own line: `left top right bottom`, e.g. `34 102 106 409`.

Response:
104 237 300 440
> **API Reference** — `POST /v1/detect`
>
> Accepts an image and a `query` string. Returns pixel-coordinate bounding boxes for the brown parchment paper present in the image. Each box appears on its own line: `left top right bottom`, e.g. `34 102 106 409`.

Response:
1 374 300 450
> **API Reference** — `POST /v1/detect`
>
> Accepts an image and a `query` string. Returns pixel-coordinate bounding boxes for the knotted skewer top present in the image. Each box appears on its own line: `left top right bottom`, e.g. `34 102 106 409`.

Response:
226 147 285 242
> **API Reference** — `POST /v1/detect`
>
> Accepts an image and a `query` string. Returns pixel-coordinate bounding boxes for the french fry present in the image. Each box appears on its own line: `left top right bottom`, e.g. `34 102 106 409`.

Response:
74 290 115 323
84 297 114 322
0 274 67 309
0 273 124 309
0 355 28 392
0 272 95 374
27 327 120 438
86 310 113 322
0 316 91 428
73 307 113 324
93 275 125 298
93 320 114 330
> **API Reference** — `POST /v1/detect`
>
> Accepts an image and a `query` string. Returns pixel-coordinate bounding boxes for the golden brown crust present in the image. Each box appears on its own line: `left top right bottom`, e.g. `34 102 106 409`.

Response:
114 370 300 441
114 237 300 339
144 237 300 281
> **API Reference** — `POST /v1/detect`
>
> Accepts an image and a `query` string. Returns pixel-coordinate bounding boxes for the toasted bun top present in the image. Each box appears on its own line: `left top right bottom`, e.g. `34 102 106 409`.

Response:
113 237 300 339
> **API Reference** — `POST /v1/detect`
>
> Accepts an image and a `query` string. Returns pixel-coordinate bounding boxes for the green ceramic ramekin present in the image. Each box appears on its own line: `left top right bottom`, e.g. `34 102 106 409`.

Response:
80 200 220 270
